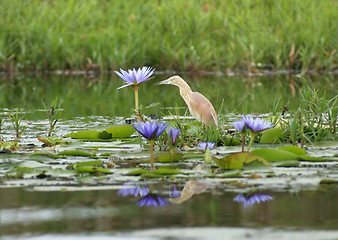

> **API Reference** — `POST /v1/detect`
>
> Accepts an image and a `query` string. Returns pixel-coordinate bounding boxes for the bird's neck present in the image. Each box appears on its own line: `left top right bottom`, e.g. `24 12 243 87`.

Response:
177 82 192 101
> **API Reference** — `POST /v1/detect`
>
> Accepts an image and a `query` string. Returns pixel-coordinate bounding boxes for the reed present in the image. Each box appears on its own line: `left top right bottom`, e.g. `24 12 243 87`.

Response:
0 0 336 72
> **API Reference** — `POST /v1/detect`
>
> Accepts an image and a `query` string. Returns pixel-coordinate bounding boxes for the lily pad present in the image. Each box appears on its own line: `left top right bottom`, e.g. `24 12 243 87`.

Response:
126 168 182 176
260 128 284 144
251 147 335 162
213 152 271 170
251 148 298 162
74 166 112 174
65 125 135 140
155 152 184 163
58 149 95 157
279 145 306 155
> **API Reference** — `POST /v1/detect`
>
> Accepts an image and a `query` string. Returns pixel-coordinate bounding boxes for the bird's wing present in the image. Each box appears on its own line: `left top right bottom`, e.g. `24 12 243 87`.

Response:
189 92 218 128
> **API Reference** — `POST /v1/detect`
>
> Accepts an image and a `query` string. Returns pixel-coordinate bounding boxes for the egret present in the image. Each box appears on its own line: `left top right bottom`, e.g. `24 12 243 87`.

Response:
157 75 218 128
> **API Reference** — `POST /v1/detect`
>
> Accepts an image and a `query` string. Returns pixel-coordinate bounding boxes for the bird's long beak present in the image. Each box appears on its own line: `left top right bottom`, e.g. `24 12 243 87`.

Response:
156 79 171 85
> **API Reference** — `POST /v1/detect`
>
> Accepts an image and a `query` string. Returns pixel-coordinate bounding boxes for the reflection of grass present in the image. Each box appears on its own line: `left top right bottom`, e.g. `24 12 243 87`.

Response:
1 0 336 72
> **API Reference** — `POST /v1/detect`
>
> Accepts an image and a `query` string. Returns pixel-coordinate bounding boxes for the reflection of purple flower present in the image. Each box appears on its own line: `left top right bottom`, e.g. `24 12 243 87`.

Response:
115 66 155 89
198 142 215 151
133 121 168 140
117 184 149 197
136 193 169 208
168 128 180 146
169 184 180 198
233 193 274 208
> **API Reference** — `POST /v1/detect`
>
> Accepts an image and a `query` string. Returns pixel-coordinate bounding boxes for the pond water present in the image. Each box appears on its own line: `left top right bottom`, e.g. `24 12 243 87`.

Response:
0 73 337 239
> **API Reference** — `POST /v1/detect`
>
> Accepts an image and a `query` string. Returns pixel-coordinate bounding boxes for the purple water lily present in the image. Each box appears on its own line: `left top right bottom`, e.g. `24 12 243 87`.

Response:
233 193 274 208
133 121 168 168
232 120 246 133
233 115 273 133
115 66 155 113
115 66 155 89
133 121 168 140
136 193 169 208
168 128 180 146
198 142 215 151
243 116 274 133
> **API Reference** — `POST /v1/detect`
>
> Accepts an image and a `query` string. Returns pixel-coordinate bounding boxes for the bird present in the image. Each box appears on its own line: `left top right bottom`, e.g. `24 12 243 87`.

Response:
156 75 218 128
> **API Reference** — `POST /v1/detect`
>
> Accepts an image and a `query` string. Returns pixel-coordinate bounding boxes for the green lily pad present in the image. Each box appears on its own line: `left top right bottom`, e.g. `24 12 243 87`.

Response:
260 128 284 144
223 137 241 146
74 166 112 174
279 145 306 155
271 160 300 167
58 149 95 157
251 148 298 162
105 125 135 138
155 152 184 163
31 151 57 159
213 152 271 170
252 147 335 162
65 125 135 140
126 168 182 176
68 160 103 169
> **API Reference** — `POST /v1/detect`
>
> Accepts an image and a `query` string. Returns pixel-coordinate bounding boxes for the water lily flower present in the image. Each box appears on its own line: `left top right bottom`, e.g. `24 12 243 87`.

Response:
117 184 149 197
168 128 180 146
115 66 155 89
198 142 215 151
115 66 155 119
233 193 274 208
243 116 274 133
136 193 169 208
134 121 168 141
232 120 246 133
198 142 215 164
133 121 168 168
232 115 274 152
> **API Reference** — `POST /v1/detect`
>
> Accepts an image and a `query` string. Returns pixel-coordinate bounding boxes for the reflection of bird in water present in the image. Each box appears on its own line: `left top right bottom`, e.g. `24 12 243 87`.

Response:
170 180 210 204
157 75 218 128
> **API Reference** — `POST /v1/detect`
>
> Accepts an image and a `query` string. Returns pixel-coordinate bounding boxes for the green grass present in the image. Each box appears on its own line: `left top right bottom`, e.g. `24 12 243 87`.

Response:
0 0 337 72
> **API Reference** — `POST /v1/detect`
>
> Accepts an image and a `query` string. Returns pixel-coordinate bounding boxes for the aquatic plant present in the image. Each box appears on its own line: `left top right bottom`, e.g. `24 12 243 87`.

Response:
8 109 28 139
198 142 215 164
136 193 168 208
115 67 155 120
43 98 63 137
233 115 274 152
133 121 168 168
168 128 180 162
0 114 4 138
233 193 274 208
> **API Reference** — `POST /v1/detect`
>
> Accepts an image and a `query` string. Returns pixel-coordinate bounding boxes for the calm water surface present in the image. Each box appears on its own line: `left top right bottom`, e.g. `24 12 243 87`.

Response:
0 186 337 237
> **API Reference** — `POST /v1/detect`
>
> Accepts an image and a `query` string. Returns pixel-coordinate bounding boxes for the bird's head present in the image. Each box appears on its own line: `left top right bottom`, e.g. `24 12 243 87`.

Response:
156 75 186 88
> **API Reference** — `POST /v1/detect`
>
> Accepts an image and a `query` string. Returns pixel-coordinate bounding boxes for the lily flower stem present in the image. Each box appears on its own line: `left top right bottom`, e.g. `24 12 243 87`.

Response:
170 147 174 163
241 133 245 152
246 132 257 152
133 85 140 122
149 140 155 168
